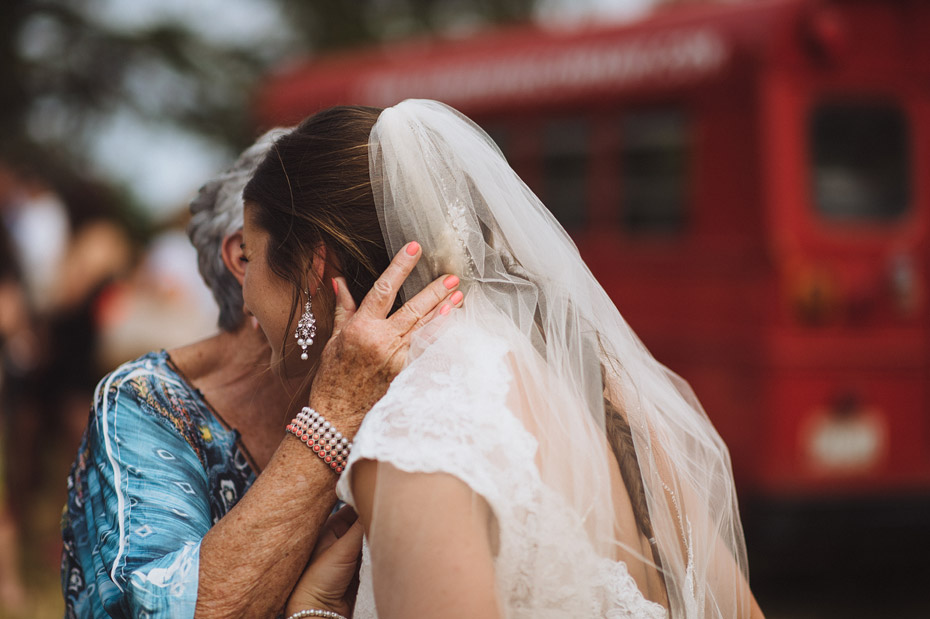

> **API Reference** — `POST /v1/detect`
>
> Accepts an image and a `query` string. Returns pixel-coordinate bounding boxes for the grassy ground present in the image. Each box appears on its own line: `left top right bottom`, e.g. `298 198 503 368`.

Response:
1 441 69 619
1 501 64 619
0 566 61 619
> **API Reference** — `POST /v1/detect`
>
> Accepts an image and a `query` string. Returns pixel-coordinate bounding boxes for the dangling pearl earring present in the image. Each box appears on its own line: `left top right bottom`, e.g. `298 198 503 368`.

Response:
295 290 317 361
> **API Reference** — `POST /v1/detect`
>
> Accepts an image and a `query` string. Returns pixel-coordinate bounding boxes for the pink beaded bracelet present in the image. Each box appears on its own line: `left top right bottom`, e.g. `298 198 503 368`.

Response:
286 407 352 474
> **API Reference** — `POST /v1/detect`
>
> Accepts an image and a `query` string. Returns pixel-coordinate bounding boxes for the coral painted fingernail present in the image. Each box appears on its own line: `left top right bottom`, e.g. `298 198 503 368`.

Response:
450 290 464 305
405 241 420 256
439 303 451 315
332 278 339 295
443 275 459 289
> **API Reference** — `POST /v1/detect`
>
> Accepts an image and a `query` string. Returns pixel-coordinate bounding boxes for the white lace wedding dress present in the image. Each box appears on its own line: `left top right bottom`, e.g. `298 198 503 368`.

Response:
332 98 751 618
336 319 668 619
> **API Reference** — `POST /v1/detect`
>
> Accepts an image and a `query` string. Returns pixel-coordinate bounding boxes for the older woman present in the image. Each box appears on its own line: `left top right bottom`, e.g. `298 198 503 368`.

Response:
60 128 463 618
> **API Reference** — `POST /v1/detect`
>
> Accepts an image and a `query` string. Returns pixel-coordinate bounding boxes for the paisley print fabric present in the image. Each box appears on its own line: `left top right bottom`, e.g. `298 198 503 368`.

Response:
60 350 256 618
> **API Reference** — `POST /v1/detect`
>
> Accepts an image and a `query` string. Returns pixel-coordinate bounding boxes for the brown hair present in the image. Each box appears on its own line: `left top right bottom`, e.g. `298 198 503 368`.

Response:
243 104 656 560
243 106 388 357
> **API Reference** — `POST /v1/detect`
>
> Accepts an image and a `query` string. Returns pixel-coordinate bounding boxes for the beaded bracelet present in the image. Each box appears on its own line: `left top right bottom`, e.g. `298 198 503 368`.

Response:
286 407 352 474
285 610 348 619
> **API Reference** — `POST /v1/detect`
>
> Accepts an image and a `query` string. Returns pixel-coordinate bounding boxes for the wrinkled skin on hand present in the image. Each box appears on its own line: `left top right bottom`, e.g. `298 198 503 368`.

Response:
309 242 463 438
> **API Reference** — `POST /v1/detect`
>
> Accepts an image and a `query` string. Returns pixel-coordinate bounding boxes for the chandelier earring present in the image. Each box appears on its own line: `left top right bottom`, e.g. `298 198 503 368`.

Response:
295 289 317 361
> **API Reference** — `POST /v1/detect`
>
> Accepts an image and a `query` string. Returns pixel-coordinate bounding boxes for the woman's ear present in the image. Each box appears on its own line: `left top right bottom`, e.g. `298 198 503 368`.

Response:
222 230 246 286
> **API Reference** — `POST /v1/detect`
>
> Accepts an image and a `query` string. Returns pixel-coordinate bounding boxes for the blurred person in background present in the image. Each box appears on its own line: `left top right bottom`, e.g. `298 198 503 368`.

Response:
0 163 70 316
44 218 134 460
0 220 29 614
1 160 134 597
0 162 57 524
0 161 71 609
94 215 222 371
60 128 463 618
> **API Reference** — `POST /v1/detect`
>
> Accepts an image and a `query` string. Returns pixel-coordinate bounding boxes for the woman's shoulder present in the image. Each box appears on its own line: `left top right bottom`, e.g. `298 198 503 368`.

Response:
91 350 213 456
94 349 179 394
94 351 187 415
341 317 537 489
396 318 514 409
409 315 512 369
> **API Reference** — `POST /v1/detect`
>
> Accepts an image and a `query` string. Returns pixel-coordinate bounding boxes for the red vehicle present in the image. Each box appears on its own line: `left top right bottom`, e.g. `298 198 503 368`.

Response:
255 0 930 543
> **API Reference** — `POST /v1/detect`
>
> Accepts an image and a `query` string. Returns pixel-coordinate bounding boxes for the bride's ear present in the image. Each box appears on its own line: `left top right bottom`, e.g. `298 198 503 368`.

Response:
306 243 331 295
222 230 246 285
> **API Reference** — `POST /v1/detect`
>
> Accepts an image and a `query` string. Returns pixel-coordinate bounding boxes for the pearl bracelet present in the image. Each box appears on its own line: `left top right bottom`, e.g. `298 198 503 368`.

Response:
285 610 348 619
286 407 352 474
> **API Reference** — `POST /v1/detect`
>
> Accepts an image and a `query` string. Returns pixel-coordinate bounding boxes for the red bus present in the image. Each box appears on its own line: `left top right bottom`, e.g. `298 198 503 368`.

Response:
254 0 930 539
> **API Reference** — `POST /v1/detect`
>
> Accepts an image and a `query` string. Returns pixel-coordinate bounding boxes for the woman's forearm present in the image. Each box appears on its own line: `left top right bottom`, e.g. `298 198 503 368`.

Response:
195 437 339 617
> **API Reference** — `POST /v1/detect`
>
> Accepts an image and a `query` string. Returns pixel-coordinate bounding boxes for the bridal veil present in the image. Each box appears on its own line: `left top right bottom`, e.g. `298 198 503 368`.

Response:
350 99 751 618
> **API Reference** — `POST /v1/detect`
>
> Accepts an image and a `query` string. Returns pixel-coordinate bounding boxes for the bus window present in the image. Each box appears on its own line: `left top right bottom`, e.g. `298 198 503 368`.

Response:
809 101 910 222
541 118 589 230
620 109 690 235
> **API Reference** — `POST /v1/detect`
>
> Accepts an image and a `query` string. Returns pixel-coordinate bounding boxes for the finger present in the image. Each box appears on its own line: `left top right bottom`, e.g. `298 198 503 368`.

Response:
313 505 359 558
357 242 420 319
323 521 364 564
409 287 463 331
390 273 460 334
434 289 465 320
328 505 359 539
311 526 339 560
330 276 356 336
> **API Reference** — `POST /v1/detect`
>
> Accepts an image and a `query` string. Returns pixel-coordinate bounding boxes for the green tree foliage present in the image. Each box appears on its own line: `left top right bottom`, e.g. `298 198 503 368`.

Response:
281 0 536 50
2 0 274 226
1 0 537 228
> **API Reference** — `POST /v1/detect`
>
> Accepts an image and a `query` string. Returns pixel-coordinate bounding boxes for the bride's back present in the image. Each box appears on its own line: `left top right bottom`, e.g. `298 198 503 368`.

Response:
497 317 669 610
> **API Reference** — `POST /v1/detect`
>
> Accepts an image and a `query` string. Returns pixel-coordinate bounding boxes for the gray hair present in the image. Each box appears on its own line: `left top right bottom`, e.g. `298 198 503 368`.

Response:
187 127 292 332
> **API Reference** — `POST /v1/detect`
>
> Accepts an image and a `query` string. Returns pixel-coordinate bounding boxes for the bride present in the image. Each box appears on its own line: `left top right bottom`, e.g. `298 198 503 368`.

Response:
240 99 764 618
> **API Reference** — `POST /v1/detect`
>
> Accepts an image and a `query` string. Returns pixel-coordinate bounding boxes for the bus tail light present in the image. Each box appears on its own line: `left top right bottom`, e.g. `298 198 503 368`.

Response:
790 264 841 326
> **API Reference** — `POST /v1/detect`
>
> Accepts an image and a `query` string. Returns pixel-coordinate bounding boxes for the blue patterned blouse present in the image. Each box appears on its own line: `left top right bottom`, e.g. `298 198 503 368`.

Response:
61 350 256 618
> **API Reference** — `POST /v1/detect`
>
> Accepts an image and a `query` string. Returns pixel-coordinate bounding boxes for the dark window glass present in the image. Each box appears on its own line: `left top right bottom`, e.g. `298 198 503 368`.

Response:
484 125 509 161
541 118 588 230
620 110 689 235
810 101 910 221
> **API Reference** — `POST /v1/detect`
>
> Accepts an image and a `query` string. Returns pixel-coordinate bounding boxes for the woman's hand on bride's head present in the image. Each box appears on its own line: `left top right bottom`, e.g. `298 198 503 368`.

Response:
308 242 463 436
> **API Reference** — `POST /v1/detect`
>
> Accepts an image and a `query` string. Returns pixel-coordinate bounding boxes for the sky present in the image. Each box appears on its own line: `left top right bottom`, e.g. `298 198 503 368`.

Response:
81 0 295 222
85 0 662 221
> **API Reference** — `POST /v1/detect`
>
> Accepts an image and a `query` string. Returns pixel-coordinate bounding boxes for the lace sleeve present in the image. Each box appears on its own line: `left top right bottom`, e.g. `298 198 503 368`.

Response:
336 321 538 511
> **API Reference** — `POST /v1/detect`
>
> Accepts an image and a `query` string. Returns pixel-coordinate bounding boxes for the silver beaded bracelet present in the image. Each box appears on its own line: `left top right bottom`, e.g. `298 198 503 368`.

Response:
285 610 348 619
